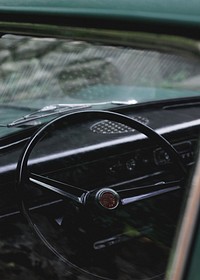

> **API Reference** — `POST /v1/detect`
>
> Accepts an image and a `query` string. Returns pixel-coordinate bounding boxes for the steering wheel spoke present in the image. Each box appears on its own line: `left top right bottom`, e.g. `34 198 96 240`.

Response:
29 173 86 204
116 180 181 205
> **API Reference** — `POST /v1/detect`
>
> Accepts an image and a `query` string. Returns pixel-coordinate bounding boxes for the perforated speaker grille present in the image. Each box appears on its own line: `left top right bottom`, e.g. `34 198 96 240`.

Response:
91 116 149 134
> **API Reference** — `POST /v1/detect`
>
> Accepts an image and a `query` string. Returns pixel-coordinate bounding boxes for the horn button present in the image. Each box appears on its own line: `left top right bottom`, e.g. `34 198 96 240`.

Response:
96 188 120 210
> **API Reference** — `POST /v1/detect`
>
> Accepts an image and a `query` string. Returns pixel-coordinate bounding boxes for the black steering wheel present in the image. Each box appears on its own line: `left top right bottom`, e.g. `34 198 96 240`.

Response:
17 110 187 280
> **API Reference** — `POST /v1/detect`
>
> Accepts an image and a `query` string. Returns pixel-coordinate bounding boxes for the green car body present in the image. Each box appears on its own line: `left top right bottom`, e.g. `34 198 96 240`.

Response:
0 0 200 27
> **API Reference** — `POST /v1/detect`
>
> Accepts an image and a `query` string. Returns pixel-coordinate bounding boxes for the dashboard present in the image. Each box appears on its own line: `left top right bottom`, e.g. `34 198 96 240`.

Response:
0 100 199 216
0 98 199 279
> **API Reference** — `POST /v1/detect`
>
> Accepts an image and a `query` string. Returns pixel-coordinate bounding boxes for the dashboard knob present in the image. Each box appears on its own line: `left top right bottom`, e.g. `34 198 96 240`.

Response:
126 159 136 171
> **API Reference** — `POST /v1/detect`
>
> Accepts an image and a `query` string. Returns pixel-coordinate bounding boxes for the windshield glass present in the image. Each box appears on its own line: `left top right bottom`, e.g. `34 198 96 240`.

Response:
0 34 200 135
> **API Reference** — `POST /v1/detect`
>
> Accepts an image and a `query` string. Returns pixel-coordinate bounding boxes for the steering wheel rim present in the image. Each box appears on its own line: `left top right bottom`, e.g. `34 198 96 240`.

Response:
17 110 187 280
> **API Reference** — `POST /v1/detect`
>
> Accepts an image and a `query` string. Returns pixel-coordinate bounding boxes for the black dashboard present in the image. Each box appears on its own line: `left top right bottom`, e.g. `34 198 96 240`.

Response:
0 98 199 280
0 99 199 219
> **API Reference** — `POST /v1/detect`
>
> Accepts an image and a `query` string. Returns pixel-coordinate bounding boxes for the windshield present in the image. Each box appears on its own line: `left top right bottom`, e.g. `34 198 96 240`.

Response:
0 34 200 135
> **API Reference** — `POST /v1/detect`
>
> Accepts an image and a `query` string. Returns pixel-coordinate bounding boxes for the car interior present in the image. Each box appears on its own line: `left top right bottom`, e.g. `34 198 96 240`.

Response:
0 30 200 280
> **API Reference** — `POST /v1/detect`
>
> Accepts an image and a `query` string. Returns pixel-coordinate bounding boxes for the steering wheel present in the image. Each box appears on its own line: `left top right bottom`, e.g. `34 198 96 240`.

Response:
17 110 187 280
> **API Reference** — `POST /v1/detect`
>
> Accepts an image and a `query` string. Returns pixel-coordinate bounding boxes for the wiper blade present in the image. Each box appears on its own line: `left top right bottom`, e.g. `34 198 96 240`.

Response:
6 100 137 128
7 104 90 127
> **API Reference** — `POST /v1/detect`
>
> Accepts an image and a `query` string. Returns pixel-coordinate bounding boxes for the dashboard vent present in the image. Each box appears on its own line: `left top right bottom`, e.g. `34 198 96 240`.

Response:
91 116 149 134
